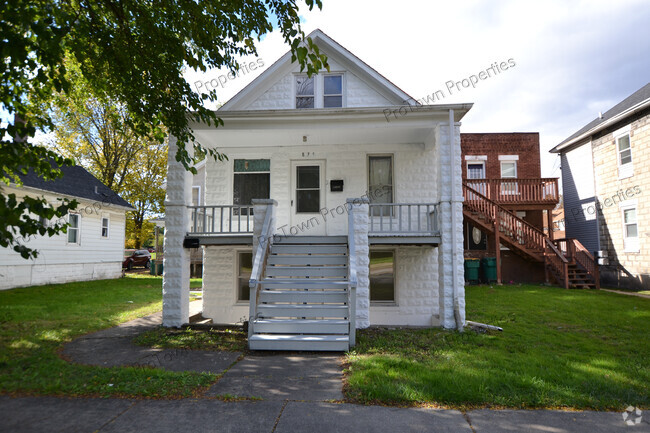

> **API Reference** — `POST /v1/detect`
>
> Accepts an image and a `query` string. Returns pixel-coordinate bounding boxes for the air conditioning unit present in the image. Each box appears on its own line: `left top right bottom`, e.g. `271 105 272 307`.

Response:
597 258 609 266
596 250 608 258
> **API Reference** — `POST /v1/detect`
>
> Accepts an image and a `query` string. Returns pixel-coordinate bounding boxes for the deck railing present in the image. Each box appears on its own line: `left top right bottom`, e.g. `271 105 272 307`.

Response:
368 203 439 235
463 184 545 255
463 178 559 206
553 238 600 289
188 205 254 234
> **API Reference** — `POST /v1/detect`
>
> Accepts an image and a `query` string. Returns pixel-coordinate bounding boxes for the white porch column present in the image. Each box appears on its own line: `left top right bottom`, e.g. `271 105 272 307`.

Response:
437 113 466 330
162 136 192 327
349 198 370 329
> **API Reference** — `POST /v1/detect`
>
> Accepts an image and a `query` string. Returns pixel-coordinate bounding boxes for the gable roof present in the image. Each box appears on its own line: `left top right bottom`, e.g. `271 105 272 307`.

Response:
220 29 414 111
550 82 650 153
16 163 134 210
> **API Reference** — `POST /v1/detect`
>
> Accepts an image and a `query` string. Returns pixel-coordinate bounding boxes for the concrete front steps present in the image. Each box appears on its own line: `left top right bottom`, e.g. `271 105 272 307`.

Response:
249 236 351 352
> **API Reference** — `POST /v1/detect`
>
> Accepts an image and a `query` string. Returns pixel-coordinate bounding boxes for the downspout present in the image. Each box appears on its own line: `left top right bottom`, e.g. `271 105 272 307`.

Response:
449 109 464 331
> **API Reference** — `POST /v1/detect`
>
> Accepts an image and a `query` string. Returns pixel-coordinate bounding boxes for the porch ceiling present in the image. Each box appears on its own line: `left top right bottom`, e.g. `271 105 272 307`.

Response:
190 104 472 148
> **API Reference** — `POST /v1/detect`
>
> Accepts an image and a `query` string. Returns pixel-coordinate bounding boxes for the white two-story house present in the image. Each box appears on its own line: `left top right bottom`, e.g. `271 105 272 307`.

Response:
162 29 470 351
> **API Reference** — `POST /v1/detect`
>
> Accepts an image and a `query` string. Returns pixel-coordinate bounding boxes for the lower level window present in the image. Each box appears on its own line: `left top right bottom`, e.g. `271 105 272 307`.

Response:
369 250 395 303
622 207 639 252
237 251 253 301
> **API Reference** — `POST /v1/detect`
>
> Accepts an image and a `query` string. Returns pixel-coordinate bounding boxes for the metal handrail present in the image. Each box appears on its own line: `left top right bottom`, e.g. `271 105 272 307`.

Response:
247 203 275 340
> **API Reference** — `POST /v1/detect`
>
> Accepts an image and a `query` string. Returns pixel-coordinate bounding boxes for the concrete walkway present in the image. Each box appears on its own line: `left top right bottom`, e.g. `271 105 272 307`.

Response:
3 308 647 432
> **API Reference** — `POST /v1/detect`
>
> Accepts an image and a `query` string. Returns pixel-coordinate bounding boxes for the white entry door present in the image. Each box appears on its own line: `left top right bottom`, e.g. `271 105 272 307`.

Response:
289 160 326 236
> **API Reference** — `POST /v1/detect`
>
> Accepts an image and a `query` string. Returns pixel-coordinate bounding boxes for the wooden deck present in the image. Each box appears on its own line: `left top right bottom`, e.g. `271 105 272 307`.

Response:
463 178 559 209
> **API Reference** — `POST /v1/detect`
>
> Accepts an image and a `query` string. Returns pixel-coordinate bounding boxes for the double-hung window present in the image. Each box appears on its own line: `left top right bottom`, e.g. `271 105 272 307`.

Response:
622 204 639 252
617 134 633 178
323 75 343 108
67 213 80 244
101 217 109 238
295 74 344 108
499 156 518 195
295 75 315 109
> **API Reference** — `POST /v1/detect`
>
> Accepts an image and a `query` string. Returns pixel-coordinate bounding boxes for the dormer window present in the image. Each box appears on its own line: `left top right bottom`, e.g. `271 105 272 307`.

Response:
295 75 315 109
324 74 343 107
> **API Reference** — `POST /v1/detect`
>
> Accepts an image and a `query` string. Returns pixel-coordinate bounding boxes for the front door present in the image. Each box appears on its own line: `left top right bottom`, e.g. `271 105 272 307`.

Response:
289 160 326 236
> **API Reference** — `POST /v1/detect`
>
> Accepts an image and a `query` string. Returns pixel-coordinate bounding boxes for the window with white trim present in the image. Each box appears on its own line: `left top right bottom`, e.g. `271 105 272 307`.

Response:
295 75 315 109
67 213 80 244
101 217 109 238
369 249 395 303
617 134 633 178
233 159 270 215
622 205 639 252
237 251 253 302
323 74 343 108
500 160 518 195
192 186 201 206
368 155 394 216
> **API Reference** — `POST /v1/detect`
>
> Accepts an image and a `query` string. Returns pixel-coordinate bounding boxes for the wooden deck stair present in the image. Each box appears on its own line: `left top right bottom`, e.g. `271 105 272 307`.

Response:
463 183 599 289
249 236 351 351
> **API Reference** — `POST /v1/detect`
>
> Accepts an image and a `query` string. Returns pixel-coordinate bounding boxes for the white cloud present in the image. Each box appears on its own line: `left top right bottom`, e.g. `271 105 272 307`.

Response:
186 0 650 177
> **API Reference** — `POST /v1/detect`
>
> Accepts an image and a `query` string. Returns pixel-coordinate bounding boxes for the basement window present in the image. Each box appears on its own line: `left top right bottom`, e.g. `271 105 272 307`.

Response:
369 250 395 303
237 251 253 302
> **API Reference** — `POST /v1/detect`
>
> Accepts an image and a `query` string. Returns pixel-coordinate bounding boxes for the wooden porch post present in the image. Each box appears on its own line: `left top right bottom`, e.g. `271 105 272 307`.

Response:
546 209 554 241
494 212 502 285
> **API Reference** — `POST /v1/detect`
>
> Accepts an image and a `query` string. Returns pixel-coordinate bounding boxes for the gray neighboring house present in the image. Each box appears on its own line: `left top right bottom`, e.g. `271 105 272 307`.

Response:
550 82 650 289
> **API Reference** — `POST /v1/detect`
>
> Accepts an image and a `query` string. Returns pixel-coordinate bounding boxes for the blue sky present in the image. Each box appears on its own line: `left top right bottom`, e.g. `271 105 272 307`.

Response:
188 0 650 178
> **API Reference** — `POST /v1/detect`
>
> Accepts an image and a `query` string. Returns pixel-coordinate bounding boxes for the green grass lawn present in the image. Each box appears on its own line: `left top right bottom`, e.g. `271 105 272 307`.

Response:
0 275 214 398
345 284 650 410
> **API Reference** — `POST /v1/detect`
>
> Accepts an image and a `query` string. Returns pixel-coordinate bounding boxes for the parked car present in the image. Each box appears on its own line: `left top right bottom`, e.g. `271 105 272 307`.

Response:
123 249 151 270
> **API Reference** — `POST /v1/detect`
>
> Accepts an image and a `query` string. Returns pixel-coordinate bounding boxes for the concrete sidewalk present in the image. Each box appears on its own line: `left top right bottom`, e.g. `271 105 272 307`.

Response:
1 395 647 433
4 307 645 432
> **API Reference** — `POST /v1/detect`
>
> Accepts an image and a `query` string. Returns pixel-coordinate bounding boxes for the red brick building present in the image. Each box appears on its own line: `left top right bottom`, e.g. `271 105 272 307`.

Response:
461 133 559 283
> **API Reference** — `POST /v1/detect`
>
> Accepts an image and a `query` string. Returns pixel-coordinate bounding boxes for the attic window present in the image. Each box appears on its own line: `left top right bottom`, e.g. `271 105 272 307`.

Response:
295 75 314 109
324 75 343 107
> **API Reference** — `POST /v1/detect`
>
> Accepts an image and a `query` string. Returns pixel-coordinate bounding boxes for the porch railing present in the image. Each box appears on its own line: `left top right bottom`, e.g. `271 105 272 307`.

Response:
463 178 559 206
368 203 439 235
188 205 254 234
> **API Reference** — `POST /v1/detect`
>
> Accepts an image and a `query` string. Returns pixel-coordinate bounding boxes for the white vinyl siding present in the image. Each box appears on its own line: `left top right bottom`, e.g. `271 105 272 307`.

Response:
0 186 128 289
